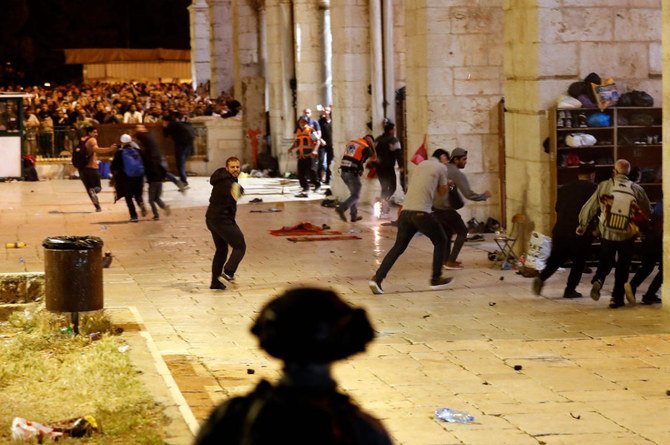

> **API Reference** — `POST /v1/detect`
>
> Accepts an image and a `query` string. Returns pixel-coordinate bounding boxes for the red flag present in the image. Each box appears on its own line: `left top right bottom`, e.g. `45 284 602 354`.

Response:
410 136 427 165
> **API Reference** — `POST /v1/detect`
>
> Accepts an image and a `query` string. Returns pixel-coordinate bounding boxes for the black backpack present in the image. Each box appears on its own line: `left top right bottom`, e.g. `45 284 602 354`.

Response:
72 139 90 169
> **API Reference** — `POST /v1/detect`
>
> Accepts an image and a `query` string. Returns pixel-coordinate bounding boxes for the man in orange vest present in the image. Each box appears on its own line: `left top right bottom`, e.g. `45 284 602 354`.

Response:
288 116 321 197
335 135 376 222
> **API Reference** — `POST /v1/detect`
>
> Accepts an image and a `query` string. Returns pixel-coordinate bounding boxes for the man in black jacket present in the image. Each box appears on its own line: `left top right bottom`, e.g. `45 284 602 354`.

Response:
374 120 403 218
135 125 170 220
162 115 195 186
206 157 246 290
532 163 597 298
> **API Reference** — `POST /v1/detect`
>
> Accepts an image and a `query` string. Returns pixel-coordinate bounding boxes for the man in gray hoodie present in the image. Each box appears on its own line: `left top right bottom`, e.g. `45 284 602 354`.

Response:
432 147 491 270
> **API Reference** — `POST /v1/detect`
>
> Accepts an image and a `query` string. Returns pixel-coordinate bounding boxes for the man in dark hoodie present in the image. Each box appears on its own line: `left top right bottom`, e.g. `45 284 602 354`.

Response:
206 157 246 290
135 125 170 220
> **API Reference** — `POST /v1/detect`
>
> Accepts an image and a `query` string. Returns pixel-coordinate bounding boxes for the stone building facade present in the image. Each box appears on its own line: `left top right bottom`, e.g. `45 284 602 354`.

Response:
188 0 664 243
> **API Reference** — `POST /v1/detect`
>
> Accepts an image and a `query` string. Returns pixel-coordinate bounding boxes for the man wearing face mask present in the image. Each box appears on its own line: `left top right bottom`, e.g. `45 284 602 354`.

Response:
206 157 246 290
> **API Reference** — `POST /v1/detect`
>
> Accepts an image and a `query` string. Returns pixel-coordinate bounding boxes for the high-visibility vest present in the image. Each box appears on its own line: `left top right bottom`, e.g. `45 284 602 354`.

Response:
340 138 370 172
294 127 317 159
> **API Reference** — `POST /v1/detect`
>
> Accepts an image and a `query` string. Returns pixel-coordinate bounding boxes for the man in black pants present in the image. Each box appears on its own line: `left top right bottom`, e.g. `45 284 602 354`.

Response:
206 157 246 290
374 121 403 218
532 163 596 298
76 126 117 212
369 150 453 294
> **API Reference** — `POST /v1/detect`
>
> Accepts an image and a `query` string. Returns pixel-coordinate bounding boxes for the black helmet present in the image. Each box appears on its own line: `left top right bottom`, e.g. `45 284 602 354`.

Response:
251 287 375 363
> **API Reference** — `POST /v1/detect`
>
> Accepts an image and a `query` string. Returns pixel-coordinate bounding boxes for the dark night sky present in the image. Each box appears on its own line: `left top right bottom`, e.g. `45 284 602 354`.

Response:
0 0 191 84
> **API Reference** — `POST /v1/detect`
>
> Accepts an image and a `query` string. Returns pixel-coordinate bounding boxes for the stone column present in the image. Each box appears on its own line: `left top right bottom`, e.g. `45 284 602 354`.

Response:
293 0 324 112
189 0 211 90
330 0 372 201
382 0 395 122
319 0 332 106
208 0 234 96
370 0 384 137
405 1 503 221
266 0 297 168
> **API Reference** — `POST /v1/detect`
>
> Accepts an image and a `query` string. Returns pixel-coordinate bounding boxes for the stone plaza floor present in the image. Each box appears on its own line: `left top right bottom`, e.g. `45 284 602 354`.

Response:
1 176 669 445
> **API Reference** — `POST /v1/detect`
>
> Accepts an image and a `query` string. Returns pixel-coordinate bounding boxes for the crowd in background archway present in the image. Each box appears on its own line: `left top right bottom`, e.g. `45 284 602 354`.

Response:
0 82 241 157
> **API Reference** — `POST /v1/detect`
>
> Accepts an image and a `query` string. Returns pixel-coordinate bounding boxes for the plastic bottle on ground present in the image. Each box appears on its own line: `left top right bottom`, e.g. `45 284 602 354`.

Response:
434 408 475 424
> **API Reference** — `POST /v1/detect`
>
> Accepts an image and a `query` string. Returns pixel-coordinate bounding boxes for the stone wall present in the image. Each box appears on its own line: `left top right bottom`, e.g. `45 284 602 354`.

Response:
188 116 245 175
405 1 504 224
504 0 662 237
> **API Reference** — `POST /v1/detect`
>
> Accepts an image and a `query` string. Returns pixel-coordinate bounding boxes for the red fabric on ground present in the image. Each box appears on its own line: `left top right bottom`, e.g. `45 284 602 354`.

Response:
270 222 342 236
286 235 362 242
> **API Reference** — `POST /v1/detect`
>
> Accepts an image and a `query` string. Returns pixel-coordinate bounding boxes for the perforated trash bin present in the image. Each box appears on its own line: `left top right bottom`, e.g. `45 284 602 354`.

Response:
42 236 104 313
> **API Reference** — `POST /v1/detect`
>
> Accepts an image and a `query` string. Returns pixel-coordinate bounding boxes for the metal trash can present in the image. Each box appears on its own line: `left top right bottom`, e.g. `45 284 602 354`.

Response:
42 236 104 313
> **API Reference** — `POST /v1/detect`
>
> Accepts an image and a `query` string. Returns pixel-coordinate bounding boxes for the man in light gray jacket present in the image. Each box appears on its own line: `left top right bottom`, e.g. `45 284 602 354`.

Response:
577 159 650 308
432 147 491 270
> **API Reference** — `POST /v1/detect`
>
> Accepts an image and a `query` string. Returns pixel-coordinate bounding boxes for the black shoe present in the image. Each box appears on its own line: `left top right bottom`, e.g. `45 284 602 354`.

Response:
590 280 603 301
95 204 102 212
351 216 363 222
210 281 226 290
583 267 593 274
532 277 543 296
609 299 625 309
563 290 583 299
295 192 309 198
368 276 384 295
430 276 454 290
641 295 662 305
130 217 139 223
336 207 347 222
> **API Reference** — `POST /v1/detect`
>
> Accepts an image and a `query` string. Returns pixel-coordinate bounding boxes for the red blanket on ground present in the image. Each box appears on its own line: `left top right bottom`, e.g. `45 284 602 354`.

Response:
270 222 342 236
286 235 362 243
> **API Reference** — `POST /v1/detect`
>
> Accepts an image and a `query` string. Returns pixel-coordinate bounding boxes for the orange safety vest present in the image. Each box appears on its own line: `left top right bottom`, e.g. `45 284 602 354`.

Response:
340 138 370 172
294 126 317 159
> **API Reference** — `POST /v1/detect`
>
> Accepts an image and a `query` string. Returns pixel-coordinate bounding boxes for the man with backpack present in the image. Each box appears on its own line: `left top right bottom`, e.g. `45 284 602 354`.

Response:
72 126 117 212
111 134 147 223
577 159 651 308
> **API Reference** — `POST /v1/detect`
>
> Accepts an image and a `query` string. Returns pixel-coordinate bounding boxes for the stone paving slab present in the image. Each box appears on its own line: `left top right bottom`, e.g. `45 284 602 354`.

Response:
0 177 668 444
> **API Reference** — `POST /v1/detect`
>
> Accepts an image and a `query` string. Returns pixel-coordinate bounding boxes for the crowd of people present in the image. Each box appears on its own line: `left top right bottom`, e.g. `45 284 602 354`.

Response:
0 81 241 157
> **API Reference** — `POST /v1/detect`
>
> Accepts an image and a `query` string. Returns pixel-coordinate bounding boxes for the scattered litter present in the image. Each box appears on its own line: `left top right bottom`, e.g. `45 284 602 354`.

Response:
570 412 581 420
666 390 670 396
434 408 474 424
249 198 263 203
250 208 282 213
11 416 99 441
247 368 255 375
88 332 102 341
60 326 74 336
5 242 26 249
488 302 496 306
422 314 431 319
118 345 129 353
499 276 504 281
513 365 523 371
482 381 491 385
